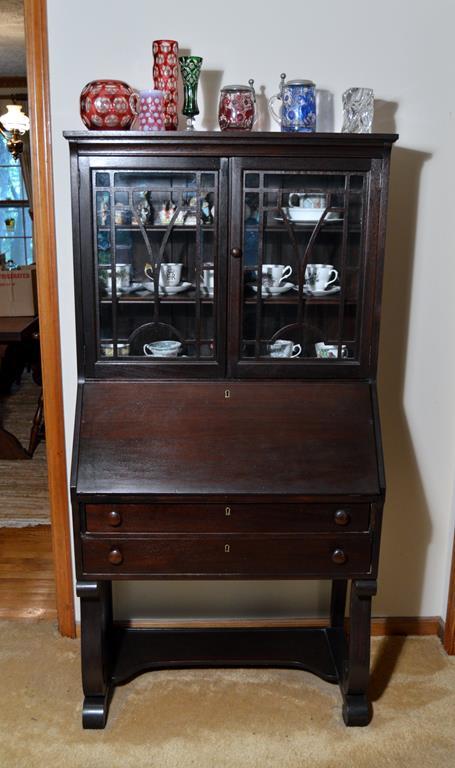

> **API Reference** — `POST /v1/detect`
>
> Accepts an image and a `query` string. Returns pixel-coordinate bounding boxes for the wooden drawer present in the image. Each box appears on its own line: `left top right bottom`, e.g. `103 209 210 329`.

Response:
81 533 372 577
84 503 370 534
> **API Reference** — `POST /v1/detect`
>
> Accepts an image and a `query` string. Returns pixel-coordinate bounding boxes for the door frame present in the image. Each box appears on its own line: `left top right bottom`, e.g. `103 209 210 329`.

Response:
24 0 75 637
444 535 455 654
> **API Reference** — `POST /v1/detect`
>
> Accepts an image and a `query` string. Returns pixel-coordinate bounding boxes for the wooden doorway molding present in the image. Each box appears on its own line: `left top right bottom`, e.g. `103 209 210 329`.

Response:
24 0 75 637
444 534 455 654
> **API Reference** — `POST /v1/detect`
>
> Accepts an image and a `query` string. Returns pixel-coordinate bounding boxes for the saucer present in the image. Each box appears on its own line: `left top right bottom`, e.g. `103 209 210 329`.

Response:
142 281 192 295
249 281 295 296
274 212 342 224
297 285 341 297
122 282 145 294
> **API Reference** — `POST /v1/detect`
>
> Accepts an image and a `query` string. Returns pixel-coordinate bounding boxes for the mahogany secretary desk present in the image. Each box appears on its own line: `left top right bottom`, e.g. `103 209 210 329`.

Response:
65 130 397 728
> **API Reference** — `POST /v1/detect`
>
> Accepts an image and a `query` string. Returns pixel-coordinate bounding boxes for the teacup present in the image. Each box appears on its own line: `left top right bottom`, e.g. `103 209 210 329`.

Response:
144 262 182 287
200 265 214 293
289 192 327 209
305 263 338 291
315 342 348 359
143 340 182 358
268 339 302 358
102 264 132 294
100 342 130 357
261 264 292 286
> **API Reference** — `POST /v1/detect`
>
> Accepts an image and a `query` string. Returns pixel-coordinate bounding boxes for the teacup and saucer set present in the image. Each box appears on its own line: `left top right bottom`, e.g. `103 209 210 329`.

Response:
267 339 302 358
282 193 342 224
302 263 341 297
315 342 348 359
143 263 192 295
249 264 295 296
143 340 182 358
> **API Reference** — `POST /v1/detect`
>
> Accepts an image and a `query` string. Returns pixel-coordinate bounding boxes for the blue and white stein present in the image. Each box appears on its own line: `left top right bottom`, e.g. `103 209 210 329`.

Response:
269 73 316 132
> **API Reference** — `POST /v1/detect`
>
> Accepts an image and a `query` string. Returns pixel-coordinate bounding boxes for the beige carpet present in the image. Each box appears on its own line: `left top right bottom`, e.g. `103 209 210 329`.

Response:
0 372 50 526
0 622 454 767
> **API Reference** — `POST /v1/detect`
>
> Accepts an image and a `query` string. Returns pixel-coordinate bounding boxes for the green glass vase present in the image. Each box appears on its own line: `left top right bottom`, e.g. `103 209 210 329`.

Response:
179 56 203 130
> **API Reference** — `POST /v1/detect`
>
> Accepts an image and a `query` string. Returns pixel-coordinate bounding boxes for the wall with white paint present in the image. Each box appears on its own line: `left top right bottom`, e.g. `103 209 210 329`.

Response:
46 0 455 621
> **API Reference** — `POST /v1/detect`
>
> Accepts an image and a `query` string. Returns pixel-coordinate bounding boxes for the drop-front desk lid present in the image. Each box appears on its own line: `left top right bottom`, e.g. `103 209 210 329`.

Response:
73 381 382 499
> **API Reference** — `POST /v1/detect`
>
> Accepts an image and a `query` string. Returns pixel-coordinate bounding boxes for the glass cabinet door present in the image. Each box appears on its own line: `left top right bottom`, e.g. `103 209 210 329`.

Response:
84 158 226 376
230 162 373 376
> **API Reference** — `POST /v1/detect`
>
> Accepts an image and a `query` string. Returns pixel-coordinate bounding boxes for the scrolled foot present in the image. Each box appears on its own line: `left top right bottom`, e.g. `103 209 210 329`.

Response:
82 693 110 729
342 694 372 727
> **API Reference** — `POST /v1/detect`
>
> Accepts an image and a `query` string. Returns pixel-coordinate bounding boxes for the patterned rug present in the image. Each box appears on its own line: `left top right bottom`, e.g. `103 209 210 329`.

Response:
0 372 50 526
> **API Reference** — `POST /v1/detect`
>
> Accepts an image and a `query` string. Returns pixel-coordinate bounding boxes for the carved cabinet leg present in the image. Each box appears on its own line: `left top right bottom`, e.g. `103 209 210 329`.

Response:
330 579 347 628
77 581 113 729
342 579 377 727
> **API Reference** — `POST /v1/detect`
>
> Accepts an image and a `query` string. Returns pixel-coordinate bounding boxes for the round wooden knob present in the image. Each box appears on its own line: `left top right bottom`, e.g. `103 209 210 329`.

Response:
108 548 123 566
107 510 122 527
231 247 242 258
334 509 350 526
332 548 347 565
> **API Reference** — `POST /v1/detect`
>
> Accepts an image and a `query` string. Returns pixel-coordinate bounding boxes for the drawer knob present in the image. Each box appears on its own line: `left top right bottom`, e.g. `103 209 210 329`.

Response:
107 510 122 527
332 548 347 565
334 509 350 526
108 548 123 566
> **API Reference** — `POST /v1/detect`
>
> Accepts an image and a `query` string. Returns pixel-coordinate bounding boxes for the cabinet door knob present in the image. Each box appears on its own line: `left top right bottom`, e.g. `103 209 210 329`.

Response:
334 509 350 526
332 548 347 565
108 548 123 566
231 247 242 258
107 510 122 527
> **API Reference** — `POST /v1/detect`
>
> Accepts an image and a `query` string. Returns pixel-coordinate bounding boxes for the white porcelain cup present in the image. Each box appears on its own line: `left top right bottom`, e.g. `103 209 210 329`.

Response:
289 192 327 209
268 339 302 358
305 263 338 291
262 264 292 286
100 342 130 357
315 342 348 359
201 266 214 292
143 340 182 358
104 264 132 293
144 262 182 287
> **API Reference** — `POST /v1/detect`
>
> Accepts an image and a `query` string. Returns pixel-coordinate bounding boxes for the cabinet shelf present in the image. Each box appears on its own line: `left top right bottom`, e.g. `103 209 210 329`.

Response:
97 224 215 232
100 293 215 305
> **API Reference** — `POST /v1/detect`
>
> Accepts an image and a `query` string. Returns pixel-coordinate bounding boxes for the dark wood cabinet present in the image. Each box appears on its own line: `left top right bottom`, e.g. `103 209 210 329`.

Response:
65 130 397 728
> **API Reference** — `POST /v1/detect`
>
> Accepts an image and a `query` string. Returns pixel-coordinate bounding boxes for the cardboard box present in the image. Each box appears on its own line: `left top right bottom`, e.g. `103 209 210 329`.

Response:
0 265 37 317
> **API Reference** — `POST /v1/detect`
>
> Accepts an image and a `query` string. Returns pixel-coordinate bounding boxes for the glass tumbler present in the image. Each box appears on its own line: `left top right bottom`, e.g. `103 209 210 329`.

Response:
137 89 165 131
342 88 374 133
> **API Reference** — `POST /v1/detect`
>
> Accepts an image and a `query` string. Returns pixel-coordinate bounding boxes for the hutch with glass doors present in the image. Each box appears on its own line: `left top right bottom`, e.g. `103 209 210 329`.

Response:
65 130 397 729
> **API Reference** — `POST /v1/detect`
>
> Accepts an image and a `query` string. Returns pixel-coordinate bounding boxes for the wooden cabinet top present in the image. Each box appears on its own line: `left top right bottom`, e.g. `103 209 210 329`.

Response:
64 130 398 155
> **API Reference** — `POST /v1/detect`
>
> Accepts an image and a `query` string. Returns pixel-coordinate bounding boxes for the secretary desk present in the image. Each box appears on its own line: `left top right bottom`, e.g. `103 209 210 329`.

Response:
65 130 397 728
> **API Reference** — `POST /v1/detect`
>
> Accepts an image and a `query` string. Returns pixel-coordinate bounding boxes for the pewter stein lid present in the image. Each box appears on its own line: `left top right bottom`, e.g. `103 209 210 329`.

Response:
221 79 255 93
285 78 315 87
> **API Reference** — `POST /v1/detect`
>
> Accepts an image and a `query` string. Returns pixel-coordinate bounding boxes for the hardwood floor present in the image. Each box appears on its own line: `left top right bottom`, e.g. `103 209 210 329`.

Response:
0 525 56 619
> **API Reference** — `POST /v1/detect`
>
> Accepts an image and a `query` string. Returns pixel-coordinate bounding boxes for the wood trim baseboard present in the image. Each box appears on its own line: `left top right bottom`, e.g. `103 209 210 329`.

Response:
74 615 445 639
24 0 75 638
